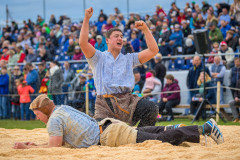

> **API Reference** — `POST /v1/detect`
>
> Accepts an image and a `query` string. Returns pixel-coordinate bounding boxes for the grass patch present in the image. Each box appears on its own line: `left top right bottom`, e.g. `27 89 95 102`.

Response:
0 120 46 130
0 118 239 130
156 118 240 126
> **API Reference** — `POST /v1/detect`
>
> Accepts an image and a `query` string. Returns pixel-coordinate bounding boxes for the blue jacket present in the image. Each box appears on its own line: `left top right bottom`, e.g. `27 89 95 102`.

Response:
230 67 240 88
187 63 210 89
131 38 140 52
159 44 172 56
0 74 9 94
26 69 39 93
220 24 231 39
95 42 108 52
85 78 96 100
169 30 183 47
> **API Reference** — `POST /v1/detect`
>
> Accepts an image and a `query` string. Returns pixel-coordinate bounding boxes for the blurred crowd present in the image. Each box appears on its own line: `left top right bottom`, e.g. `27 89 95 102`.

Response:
1 1 240 121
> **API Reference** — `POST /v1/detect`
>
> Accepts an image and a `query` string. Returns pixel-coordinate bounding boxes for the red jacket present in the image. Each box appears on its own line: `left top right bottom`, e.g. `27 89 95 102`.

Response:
17 84 34 103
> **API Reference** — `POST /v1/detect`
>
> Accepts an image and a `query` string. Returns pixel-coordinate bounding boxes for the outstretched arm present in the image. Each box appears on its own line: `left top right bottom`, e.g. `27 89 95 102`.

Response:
136 21 159 64
13 136 63 149
79 7 96 59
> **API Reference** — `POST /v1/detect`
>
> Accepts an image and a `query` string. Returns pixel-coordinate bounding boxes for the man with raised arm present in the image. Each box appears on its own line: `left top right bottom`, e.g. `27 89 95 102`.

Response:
79 7 159 127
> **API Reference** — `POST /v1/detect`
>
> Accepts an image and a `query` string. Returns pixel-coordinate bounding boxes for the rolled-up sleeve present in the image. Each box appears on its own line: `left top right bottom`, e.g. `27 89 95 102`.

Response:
47 117 63 137
86 50 102 68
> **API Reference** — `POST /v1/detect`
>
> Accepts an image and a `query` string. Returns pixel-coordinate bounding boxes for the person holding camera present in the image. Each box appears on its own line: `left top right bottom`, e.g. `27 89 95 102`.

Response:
190 72 216 120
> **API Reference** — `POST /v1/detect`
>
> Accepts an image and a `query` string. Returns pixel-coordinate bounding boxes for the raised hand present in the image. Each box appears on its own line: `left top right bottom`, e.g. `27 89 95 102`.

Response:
135 21 148 31
85 7 93 19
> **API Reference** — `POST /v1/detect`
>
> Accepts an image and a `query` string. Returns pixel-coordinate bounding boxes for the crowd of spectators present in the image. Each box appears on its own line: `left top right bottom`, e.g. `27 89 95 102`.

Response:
1 1 240 121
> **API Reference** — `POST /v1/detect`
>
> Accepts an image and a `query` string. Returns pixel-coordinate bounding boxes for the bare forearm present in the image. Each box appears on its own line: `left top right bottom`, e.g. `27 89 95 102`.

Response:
142 28 159 54
79 18 90 45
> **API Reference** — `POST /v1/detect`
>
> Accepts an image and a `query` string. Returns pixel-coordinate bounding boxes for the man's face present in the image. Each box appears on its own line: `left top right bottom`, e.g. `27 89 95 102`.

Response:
106 31 123 50
214 57 220 64
194 57 201 67
235 59 240 67
220 45 227 51
34 110 48 124
97 38 102 44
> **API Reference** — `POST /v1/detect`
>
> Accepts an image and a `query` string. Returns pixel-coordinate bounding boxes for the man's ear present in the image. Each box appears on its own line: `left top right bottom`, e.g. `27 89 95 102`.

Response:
106 38 109 44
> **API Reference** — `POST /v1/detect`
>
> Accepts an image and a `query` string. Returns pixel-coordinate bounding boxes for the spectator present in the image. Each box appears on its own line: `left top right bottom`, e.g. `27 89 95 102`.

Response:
169 24 183 55
195 13 206 29
37 47 52 62
209 22 223 43
102 19 114 31
15 45 26 63
206 10 218 27
95 35 108 52
159 23 171 42
130 31 140 52
45 38 55 58
49 61 63 105
229 58 240 98
229 79 240 122
65 39 77 56
38 62 47 82
133 70 144 93
218 8 231 25
25 62 40 119
141 70 162 103
121 38 133 55
49 14 56 27
209 56 226 104
177 12 186 24
181 20 192 38
190 72 215 120
72 46 84 60
187 56 210 103
10 66 23 120
202 1 211 12
220 20 231 39
62 61 75 104
115 19 124 32
84 71 96 116
150 25 159 42
142 72 161 94
0 66 9 119
207 42 220 63
0 48 9 62
158 39 172 68
159 74 180 121
98 9 108 21
232 0 240 25
225 30 238 51
218 41 234 69
154 53 166 87
17 77 34 120
25 47 37 63
215 3 230 16
68 74 87 111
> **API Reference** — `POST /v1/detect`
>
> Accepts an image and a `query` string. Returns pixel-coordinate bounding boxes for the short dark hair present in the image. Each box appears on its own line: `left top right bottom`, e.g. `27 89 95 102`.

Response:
106 28 123 38
1 66 7 70
26 62 33 67
165 74 174 81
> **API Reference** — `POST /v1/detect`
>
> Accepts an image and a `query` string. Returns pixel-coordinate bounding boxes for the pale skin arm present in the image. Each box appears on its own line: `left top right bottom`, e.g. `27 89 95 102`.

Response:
136 21 159 64
13 136 63 149
79 7 96 59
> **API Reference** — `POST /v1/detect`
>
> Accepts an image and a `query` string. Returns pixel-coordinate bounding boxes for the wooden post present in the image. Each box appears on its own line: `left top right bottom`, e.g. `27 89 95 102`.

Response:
85 83 89 115
216 81 221 122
